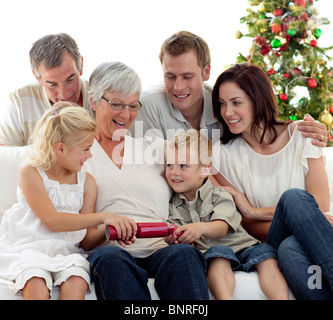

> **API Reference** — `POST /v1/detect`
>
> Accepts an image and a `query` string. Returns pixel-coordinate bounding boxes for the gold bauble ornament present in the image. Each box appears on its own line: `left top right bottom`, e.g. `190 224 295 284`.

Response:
319 108 333 127
235 30 243 39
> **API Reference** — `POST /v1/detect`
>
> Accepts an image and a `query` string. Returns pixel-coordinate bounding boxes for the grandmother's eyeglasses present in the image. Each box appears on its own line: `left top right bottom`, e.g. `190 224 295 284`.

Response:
101 96 142 112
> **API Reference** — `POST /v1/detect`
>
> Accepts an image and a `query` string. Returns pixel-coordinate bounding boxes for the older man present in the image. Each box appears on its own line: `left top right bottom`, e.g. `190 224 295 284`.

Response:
0 33 92 146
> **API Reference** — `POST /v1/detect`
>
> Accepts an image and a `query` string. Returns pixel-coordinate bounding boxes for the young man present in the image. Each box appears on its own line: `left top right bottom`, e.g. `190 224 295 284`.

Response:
0 33 92 146
131 31 327 146
131 31 221 142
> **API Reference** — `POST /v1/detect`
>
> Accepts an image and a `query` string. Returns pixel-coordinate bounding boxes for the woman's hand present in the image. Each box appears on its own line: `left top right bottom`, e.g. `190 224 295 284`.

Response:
220 185 274 221
220 185 255 219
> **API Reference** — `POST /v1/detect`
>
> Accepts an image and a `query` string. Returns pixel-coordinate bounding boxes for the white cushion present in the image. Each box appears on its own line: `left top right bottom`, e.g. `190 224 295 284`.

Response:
0 146 30 222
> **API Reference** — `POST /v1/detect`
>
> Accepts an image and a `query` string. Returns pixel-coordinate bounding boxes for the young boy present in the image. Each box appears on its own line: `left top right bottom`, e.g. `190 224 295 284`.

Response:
165 129 289 300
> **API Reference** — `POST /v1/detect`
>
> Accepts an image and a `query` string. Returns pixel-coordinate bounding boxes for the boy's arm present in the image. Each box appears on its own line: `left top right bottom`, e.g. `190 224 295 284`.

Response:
200 220 229 239
175 220 229 244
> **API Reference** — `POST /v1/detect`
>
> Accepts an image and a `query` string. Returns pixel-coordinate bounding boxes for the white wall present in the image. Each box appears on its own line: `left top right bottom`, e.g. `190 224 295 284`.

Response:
0 0 332 116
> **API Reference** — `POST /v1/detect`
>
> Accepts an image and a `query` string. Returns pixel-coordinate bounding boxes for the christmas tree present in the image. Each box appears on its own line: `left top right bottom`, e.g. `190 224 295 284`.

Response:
236 0 333 145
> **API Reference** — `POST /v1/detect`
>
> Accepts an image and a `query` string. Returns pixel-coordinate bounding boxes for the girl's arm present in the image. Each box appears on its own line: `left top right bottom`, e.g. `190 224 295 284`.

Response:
78 173 106 250
19 166 137 240
78 173 137 250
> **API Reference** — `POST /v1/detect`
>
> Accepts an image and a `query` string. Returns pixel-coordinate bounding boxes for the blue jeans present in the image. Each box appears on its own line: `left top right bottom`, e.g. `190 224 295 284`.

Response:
267 188 333 300
204 244 277 272
87 244 209 300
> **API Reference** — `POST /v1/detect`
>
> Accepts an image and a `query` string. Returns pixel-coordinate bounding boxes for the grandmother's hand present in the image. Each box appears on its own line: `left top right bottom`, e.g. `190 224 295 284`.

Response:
297 114 327 148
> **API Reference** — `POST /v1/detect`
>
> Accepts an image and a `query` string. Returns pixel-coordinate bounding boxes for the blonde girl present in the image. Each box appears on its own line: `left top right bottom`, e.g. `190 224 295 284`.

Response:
0 102 136 300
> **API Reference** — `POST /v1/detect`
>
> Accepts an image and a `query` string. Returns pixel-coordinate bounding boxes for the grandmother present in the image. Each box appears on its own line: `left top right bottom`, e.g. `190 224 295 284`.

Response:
83 62 208 300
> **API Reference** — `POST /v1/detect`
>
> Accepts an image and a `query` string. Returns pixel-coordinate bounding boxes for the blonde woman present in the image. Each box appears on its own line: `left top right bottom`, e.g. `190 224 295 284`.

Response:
0 102 136 300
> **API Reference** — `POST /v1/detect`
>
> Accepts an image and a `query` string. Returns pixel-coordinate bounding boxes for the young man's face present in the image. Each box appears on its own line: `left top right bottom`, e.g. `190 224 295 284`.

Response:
162 50 210 115
166 149 207 201
34 52 83 106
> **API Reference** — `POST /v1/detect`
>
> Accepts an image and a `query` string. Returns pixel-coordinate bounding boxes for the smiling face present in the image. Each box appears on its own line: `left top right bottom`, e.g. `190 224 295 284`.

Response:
218 81 254 136
58 133 94 173
92 92 140 141
162 50 210 115
35 52 83 105
165 149 207 201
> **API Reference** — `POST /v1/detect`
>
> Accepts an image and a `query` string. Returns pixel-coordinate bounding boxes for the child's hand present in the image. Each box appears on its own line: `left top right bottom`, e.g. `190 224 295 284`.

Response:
174 223 203 244
104 214 137 246
116 238 136 248
164 234 179 245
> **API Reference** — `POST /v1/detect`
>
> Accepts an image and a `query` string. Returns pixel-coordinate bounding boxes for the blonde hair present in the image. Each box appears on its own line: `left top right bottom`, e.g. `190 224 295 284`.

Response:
166 129 212 167
28 102 96 170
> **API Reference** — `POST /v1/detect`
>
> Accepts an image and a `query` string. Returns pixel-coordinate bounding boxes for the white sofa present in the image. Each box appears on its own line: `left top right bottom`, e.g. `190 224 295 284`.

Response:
0 146 332 300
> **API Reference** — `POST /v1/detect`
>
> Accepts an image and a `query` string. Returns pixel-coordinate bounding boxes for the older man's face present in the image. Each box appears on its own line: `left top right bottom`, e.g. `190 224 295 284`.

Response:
34 52 83 106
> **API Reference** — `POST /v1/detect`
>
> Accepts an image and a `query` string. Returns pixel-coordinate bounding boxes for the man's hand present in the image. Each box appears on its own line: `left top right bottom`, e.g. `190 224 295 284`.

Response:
297 114 327 148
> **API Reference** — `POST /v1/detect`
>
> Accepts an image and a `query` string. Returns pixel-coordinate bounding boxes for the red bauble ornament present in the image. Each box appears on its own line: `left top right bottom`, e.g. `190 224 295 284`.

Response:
300 13 308 22
280 43 288 52
310 40 317 47
283 73 290 78
261 45 271 55
268 69 275 75
273 8 283 17
295 0 306 7
271 23 282 34
330 106 333 114
279 93 288 101
307 78 318 88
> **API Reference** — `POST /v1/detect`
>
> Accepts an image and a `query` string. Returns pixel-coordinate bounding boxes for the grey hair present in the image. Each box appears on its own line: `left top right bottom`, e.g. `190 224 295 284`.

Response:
29 33 82 79
88 61 142 104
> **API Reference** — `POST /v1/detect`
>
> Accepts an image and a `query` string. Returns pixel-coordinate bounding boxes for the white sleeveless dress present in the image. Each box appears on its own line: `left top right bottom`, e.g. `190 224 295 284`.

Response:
0 168 90 294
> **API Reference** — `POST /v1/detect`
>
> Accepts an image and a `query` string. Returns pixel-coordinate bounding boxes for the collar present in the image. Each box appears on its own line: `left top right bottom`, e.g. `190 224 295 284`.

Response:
173 178 213 207
168 84 218 127
202 84 218 126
